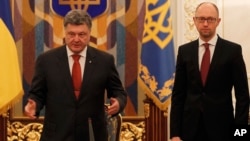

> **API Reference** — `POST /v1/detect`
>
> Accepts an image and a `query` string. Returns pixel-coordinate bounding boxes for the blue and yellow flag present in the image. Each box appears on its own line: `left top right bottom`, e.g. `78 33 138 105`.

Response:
0 0 24 115
138 0 175 111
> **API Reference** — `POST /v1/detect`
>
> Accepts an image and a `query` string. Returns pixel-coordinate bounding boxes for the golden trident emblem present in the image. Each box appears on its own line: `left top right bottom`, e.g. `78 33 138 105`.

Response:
59 0 100 11
143 0 173 49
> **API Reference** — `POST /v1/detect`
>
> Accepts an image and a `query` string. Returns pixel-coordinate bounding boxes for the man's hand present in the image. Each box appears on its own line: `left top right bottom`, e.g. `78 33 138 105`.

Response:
24 99 37 119
106 97 120 115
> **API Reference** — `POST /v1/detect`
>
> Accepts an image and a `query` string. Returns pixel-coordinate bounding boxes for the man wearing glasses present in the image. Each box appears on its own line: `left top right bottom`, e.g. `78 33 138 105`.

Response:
170 2 249 141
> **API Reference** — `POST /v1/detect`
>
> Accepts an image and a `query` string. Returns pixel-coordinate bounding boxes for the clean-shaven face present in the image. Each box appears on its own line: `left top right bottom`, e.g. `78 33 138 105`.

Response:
64 24 91 54
193 3 221 42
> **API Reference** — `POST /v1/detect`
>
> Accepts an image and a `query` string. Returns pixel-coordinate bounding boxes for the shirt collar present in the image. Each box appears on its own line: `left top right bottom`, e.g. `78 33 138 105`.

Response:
199 34 218 46
66 45 87 57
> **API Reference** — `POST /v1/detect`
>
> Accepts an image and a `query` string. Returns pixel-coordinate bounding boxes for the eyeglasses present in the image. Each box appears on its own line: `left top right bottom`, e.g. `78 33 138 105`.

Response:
195 17 217 23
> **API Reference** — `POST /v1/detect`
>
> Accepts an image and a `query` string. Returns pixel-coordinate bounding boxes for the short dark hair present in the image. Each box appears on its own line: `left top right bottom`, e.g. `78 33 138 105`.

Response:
64 10 92 29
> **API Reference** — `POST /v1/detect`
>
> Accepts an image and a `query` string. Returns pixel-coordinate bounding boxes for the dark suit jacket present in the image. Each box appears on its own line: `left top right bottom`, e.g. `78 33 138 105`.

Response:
170 36 249 141
28 45 127 141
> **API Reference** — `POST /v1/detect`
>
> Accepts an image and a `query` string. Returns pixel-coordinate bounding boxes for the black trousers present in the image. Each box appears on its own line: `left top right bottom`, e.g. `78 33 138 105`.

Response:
194 112 209 141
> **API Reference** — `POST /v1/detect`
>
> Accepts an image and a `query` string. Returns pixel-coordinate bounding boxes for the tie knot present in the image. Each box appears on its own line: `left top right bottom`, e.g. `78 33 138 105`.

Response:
203 43 209 49
72 54 81 61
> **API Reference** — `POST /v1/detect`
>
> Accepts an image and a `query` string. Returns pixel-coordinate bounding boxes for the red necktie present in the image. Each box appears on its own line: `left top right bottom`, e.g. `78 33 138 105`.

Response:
200 43 210 86
72 54 82 99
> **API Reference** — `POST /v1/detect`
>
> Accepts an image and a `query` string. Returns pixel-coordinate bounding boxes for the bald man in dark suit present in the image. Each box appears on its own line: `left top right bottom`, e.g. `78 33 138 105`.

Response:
170 2 249 141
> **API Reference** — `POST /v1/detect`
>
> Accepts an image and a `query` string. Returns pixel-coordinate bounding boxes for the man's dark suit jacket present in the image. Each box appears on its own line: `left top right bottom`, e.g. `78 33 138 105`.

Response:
170 36 250 141
28 45 127 141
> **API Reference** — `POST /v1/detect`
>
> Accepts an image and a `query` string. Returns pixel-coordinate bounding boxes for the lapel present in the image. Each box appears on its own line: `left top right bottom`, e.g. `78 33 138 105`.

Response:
209 37 223 73
189 40 203 85
79 46 97 99
56 46 76 100
206 37 224 84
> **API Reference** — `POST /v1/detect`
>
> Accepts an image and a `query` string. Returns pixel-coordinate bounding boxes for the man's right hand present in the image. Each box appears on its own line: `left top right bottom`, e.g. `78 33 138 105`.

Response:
171 136 182 141
24 98 37 119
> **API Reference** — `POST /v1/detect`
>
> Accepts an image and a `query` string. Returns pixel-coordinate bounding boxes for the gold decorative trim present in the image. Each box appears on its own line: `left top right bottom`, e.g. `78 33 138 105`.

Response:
163 108 168 117
7 120 145 141
7 121 42 141
144 103 150 118
120 121 145 141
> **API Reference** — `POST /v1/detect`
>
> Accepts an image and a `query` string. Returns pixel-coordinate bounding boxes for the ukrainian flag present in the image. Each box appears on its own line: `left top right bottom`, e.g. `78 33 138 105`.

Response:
138 0 175 111
0 0 24 114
